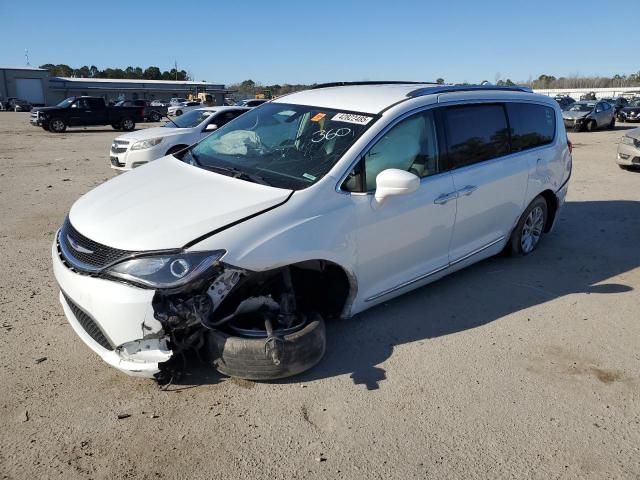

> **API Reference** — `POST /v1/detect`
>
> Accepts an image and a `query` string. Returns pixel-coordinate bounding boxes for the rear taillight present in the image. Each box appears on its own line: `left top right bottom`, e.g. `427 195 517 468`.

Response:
567 138 573 154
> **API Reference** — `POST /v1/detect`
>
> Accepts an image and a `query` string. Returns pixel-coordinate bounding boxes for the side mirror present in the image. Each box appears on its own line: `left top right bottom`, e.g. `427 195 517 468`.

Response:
372 169 420 210
205 123 218 131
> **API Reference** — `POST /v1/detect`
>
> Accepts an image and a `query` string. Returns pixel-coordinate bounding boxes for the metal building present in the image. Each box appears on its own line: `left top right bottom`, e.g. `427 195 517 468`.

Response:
46 77 230 105
0 66 50 106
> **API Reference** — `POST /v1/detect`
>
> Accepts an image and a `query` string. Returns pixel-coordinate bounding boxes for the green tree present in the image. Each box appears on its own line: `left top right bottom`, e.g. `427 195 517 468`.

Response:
436 78 445 85
143 66 162 80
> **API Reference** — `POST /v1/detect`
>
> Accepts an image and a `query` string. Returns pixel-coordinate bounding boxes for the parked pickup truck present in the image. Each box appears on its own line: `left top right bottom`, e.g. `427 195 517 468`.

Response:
30 96 145 133
114 99 168 122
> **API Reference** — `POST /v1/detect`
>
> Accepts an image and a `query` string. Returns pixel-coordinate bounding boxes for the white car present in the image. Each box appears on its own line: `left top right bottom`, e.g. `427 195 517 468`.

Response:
109 107 249 171
52 82 571 381
167 101 202 116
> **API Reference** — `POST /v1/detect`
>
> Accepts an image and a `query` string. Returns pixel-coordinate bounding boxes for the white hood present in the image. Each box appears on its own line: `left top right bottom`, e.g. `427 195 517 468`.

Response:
69 156 292 251
116 126 189 142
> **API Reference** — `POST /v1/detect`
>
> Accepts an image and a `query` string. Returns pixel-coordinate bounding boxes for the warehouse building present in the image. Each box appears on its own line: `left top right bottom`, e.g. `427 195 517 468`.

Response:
0 66 229 106
0 66 51 106
46 77 229 105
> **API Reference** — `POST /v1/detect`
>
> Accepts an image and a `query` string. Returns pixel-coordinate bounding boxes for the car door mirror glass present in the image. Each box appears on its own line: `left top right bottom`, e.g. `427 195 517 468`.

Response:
372 168 419 210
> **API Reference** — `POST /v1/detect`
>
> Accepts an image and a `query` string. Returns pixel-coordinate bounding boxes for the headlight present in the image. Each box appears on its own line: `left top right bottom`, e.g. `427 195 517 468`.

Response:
105 250 225 288
131 137 164 150
622 136 640 148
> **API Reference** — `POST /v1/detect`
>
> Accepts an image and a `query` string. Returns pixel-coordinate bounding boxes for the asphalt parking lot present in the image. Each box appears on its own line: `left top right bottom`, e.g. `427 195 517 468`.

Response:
1 113 639 479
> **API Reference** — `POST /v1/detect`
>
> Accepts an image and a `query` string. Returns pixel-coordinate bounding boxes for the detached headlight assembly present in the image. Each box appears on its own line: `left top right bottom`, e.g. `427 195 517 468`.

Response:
131 137 164 150
105 250 226 288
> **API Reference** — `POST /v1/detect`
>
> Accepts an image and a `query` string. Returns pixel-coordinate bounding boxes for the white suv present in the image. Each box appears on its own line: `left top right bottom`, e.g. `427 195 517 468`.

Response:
109 107 249 171
52 82 571 381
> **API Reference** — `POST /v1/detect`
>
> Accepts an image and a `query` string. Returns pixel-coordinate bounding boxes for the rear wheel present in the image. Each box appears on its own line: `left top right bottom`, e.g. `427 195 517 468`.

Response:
49 118 66 133
507 196 548 256
121 117 135 131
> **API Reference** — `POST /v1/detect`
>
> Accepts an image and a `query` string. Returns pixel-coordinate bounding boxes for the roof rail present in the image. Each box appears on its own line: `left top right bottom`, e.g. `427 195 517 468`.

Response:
311 81 436 90
407 84 533 97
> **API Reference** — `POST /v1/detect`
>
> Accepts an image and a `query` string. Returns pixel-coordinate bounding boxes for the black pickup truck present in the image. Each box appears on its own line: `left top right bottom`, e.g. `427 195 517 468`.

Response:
30 96 145 133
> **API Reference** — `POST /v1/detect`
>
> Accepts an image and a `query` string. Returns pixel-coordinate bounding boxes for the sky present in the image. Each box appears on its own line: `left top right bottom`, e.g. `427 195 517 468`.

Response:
1 0 637 86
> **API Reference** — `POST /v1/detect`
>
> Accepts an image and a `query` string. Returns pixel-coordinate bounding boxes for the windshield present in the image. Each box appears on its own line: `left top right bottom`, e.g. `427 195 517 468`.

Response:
568 103 594 112
166 109 216 128
56 97 75 108
185 103 377 189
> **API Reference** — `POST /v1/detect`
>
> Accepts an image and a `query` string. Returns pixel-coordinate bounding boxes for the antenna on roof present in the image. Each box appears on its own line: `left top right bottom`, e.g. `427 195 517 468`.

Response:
24 49 30 66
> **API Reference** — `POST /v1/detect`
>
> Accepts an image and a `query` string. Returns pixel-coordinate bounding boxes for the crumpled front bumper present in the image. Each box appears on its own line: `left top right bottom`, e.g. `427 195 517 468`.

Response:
52 240 172 377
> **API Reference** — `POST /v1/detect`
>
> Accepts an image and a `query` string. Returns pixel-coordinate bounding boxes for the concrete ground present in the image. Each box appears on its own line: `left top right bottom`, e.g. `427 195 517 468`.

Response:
0 113 638 479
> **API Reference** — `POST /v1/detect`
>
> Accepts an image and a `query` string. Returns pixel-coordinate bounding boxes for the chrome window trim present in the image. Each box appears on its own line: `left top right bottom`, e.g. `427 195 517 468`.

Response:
335 98 560 196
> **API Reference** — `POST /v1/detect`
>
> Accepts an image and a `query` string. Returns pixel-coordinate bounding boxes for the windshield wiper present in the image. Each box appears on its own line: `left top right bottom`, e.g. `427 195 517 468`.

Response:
197 164 273 186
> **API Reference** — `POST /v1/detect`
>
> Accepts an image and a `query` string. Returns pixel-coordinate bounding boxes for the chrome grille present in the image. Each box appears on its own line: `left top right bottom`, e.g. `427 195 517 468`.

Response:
111 139 130 154
63 293 114 350
59 218 133 272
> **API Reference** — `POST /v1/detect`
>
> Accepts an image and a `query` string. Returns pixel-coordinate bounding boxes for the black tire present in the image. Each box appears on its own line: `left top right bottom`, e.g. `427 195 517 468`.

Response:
121 117 135 131
506 196 548 256
208 313 326 380
175 109 183 116
586 120 597 132
149 111 162 122
49 117 66 133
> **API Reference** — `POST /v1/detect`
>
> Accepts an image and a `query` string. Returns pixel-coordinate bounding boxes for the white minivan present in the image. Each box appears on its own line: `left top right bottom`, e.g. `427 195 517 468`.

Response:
109 107 249 171
52 82 571 382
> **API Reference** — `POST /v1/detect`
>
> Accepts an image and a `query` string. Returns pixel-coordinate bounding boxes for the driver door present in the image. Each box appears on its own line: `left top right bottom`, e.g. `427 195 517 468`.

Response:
201 110 244 140
342 110 457 304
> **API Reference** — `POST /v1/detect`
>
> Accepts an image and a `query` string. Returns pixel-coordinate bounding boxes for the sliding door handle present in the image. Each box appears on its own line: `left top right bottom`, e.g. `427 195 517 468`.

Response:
457 185 478 196
434 192 458 205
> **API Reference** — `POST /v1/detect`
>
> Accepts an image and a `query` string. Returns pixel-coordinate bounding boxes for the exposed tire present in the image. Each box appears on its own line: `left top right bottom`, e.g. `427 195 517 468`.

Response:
586 120 597 132
208 313 326 381
175 110 183 116
506 196 548 256
149 111 162 122
121 117 135 131
49 117 66 133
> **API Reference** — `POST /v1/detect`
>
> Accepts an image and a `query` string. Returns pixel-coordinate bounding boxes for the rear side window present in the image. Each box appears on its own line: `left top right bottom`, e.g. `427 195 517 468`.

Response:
506 103 555 152
444 104 509 169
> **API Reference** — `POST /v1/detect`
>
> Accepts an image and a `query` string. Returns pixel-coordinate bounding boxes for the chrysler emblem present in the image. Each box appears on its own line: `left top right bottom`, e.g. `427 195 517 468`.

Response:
67 234 94 254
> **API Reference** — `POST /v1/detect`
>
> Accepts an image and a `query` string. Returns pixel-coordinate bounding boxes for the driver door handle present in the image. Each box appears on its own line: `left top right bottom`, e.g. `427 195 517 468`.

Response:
434 192 458 205
457 185 478 196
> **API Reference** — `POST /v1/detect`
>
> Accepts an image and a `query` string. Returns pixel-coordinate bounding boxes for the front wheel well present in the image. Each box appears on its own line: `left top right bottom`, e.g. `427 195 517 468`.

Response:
212 260 354 322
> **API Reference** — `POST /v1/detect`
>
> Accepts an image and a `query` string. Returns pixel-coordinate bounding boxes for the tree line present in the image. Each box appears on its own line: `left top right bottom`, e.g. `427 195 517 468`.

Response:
527 72 640 89
39 64 190 81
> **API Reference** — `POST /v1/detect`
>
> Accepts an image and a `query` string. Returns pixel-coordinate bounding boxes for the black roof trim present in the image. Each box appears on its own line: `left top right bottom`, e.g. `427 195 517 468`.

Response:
311 81 436 90
407 85 533 98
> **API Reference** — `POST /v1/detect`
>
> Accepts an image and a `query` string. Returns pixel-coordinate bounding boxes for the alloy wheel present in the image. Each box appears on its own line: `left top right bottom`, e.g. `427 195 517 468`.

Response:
521 206 544 253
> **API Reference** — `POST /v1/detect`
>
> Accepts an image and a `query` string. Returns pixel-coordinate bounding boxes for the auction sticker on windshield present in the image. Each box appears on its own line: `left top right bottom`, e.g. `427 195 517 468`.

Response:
331 113 373 125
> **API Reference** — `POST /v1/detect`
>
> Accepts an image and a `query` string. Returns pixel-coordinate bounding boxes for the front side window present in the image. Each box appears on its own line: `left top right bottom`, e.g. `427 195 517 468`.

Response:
186 103 377 189
444 104 509 169
344 110 440 192
506 103 555 152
